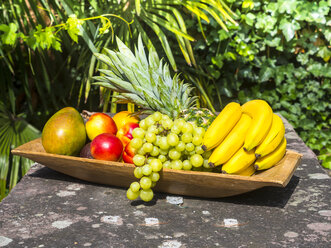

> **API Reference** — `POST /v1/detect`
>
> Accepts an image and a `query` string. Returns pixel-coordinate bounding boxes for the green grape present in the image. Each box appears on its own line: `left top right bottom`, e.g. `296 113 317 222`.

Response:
193 126 205 137
185 143 195 152
163 161 172 169
182 122 193 133
142 143 153 153
150 159 163 172
146 157 153 164
171 124 181 134
152 111 162 121
171 160 183 170
203 159 210 169
126 188 140 200
159 148 169 156
130 138 143 149
161 118 173 130
188 150 196 156
130 182 141 192
154 135 161 146
167 133 179 146
147 125 159 134
134 167 143 179
140 189 154 202
139 119 147 130
132 128 145 139
137 147 146 155
145 116 156 127
190 154 204 167
174 118 186 129
149 172 160 182
159 137 170 150
142 164 153 176
169 149 181 160
151 182 157 188
157 126 164 134
195 145 204 154
133 154 146 166
145 132 156 143
150 146 160 157
181 133 193 143
158 154 167 162
140 176 152 190
175 141 186 152
192 135 203 146
183 160 192 170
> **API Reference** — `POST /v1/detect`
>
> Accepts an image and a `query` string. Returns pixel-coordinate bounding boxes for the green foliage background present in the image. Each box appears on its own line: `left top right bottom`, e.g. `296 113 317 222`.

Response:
0 0 330 199
181 0 330 169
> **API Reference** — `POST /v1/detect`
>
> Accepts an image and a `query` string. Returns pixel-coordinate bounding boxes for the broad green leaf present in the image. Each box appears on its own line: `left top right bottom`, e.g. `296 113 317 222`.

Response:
0 23 18 45
279 19 300 41
278 0 298 15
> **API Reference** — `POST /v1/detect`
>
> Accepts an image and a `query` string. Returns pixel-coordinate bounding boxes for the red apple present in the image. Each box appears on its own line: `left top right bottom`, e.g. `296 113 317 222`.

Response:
116 122 139 147
86 113 117 140
122 142 137 164
91 133 123 161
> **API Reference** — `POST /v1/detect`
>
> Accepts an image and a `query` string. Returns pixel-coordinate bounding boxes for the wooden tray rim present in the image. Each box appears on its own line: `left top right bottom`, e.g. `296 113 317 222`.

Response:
12 138 302 188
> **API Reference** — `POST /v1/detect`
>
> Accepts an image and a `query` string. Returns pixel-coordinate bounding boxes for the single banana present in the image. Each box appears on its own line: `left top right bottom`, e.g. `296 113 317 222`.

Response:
255 114 285 158
254 137 287 170
202 102 242 151
222 147 256 174
235 164 256 176
242 99 273 151
208 113 252 166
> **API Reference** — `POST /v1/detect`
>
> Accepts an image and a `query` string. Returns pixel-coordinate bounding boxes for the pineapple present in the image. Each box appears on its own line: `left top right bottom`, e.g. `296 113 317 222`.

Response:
181 107 216 129
93 35 215 128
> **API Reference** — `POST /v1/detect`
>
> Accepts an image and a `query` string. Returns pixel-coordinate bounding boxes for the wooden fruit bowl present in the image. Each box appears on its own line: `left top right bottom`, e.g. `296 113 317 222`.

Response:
12 138 302 198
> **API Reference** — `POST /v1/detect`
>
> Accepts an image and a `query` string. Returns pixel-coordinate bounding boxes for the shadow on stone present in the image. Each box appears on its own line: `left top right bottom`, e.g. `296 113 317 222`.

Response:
218 175 300 208
156 175 300 209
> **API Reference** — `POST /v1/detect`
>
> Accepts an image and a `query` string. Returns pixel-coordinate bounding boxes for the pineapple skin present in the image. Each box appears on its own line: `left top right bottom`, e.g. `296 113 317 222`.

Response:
181 107 216 130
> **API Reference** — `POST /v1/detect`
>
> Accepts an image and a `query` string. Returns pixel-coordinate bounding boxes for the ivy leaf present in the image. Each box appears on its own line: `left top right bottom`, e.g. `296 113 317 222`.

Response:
265 36 281 47
297 53 309 65
278 0 298 15
259 66 274 82
255 14 277 33
279 19 300 41
324 29 331 42
218 29 229 41
317 46 331 62
244 13 256 26
0 23 18 46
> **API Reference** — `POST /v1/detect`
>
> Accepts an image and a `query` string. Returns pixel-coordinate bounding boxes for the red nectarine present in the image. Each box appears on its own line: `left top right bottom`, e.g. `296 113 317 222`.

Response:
91 133 123 161
122 142 137 164
116 122 139 147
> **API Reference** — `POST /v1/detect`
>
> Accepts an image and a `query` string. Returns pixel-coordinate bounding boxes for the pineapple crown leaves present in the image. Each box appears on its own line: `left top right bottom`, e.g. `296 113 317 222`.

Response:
93 34 197 118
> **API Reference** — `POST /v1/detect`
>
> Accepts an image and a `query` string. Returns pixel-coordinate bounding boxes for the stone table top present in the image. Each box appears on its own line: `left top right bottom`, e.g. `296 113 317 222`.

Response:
0 117 330 248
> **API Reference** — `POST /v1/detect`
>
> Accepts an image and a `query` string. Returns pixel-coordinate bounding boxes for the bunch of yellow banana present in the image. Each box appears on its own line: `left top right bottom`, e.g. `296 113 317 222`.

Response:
203 99 287 176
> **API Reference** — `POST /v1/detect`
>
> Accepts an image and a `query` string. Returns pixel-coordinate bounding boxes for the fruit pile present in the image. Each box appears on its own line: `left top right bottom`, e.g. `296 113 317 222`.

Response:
41 98 287 203
41 37 287 203
41 108 140 163
124 99 286 202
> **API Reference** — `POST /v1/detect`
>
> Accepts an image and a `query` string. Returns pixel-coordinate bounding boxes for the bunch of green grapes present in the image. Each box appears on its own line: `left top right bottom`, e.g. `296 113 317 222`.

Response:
126 112 213 202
